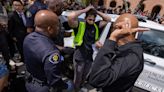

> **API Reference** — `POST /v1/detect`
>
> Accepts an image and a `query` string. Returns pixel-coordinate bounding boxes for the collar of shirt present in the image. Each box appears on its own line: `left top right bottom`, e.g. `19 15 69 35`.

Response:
35 31 54 41
117 41 141 52
16 11 24 16
35 31 47 37
35 31 55 44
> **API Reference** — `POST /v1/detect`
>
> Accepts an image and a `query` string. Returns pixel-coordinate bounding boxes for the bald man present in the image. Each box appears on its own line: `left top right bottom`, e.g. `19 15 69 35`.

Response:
47 0 73 48
23 10 73 92
47 0 63 16
46 0 75 79
88 14 149 92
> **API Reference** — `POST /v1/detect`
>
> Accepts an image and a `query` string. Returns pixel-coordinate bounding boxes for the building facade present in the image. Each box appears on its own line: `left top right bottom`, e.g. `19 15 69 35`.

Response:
103 0 164 18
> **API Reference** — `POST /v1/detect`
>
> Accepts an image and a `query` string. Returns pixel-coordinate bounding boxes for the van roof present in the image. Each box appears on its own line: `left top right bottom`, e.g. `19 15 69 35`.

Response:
139 20 164 31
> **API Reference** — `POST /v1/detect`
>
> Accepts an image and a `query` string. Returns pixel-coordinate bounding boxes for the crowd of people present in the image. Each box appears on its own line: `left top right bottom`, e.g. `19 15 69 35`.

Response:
0 0 160 92
57 0 164 25
96 6 164 25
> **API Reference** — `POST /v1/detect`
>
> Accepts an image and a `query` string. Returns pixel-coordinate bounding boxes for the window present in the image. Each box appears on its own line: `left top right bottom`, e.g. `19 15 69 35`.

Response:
151 5 161 20
138 29 164 58
140 4 145 12
110 0 116 8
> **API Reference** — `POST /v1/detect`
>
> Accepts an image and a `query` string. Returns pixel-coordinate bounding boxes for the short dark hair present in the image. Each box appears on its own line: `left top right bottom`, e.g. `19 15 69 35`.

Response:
12 0 23 5
86 9 97 18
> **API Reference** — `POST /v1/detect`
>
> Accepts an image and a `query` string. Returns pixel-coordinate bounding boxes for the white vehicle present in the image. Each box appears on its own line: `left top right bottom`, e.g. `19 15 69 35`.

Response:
97 16 164 92
62 11 164 92
134 20 164 92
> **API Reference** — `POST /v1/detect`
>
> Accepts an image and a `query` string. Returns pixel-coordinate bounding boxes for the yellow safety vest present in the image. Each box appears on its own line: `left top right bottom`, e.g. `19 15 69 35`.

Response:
73 22 99 46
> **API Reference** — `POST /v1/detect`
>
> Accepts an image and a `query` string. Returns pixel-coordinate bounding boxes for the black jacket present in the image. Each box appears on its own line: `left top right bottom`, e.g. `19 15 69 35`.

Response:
89 40 144 92
8 11 27 39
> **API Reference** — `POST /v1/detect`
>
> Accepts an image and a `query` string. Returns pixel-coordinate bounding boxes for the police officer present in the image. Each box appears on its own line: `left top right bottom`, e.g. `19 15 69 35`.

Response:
26 0 47 33
68 5 111 91
47 0 67 48
46 0 75 78
88 14 149 92
24 10 73 92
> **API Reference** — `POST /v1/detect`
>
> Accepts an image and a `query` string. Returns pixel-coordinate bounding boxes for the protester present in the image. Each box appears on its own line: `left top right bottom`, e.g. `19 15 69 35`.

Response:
68 5 111 91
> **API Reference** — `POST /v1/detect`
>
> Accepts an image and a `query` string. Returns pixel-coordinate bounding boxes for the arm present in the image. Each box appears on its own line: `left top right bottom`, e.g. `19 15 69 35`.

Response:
89 39 117 87
26 6 37 33
26 11 34 33
89 21 148 87
44 51 67 89
68 5 94 28
8 15 17 41
97 11 111 28
8 16 14 34
62 22 72 37
89 39 141 87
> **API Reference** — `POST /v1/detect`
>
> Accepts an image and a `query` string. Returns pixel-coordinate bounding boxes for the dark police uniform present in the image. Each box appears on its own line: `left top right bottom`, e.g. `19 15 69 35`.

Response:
89 40 144 92
23 31 67 92
26 0 47 29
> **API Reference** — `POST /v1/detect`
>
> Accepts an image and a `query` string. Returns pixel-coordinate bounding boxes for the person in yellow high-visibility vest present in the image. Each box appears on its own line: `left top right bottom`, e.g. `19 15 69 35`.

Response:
68 5 111 91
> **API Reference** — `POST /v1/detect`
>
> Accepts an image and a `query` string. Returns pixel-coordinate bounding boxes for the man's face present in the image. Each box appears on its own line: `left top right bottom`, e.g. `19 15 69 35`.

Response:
49 0 64 16
48 20 60 38
86 15 95 25
13 1 23 12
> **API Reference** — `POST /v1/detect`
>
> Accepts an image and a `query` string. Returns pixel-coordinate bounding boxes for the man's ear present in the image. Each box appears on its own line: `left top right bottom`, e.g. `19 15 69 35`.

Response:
47 26 51 31
47 26 52 34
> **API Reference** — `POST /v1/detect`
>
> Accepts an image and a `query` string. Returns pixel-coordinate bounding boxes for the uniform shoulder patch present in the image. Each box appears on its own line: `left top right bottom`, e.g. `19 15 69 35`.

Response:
26 11 32 18
49 52 60 64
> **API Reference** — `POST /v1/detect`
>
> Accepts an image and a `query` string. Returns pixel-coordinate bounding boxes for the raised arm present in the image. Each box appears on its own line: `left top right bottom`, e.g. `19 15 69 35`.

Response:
97 11 111 28
68 5 94 28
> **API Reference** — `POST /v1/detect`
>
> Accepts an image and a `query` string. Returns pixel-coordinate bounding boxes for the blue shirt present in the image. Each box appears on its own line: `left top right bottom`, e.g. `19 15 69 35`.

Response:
23 31 67 88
